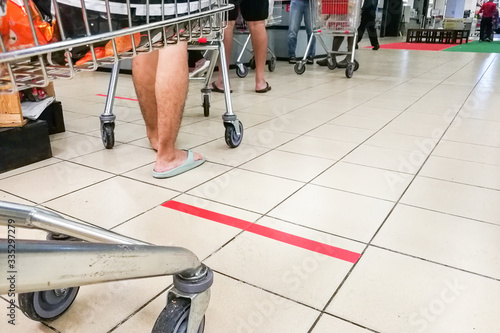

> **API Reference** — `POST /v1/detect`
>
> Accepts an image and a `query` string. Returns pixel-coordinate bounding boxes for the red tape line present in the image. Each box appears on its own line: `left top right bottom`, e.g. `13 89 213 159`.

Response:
162 200 361 264
96 94 138 102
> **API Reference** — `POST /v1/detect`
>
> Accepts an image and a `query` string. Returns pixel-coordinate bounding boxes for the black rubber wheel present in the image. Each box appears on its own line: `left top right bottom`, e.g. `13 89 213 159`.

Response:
327 56 337 70
101 122 115 149
345 63 354 78
224 120 244 148
268 57 276 72
203 94 210 117
249 57 256 70
354 59 360 71
236 64 248 78
151 297 205 333
18 288 80 322
294 62 306 75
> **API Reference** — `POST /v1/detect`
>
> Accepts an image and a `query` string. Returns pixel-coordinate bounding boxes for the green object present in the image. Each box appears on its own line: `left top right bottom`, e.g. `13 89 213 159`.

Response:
443 41 500 53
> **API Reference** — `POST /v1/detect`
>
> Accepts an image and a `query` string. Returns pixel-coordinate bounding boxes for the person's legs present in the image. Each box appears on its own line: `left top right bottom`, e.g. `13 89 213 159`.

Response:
316 36 344 66
247 20 268 91
288 0 301 60
134 43 204 175
480 18 487 41
133 51 160 150
213 20 235 91
484 17 493 41
366 10 379 48
154 43 203 172
357 14 368 45
303 0 316 58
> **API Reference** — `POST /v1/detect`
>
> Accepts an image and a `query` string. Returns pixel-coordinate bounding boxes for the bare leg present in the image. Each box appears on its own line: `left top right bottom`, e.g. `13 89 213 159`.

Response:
214 20 235 90
133 43 203 174
247 20 268 91
133 51 159 150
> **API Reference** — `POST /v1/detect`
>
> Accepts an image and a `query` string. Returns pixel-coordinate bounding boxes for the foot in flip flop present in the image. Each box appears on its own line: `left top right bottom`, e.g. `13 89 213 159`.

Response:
255 82 271 93
152 150 205 178
211 82 232 93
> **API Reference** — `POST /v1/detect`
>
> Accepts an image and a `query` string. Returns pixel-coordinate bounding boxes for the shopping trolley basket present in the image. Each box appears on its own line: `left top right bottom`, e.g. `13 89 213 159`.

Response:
294 0 361 78
232 0 281 78
0 0 243 148
0 1 235 331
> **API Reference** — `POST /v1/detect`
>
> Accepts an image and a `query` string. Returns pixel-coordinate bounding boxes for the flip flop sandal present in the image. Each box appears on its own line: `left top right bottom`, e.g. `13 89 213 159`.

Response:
152 150 206 178
211 82 232 93
255 82 271 93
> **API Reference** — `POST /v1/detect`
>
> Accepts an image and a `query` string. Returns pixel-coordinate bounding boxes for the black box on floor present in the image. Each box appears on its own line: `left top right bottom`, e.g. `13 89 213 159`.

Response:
37 101 65 135
0 120 53 174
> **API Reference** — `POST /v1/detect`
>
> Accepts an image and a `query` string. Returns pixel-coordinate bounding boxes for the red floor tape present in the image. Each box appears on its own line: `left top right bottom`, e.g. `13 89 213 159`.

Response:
367 42 456 51
96 94 138 101
162 200 361 264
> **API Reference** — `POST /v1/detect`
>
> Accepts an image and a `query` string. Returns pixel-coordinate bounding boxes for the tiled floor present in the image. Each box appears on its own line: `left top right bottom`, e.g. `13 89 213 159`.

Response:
1 37 500 332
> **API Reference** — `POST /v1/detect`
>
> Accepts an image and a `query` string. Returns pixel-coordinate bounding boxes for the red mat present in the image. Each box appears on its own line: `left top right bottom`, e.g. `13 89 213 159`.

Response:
365 42 456 51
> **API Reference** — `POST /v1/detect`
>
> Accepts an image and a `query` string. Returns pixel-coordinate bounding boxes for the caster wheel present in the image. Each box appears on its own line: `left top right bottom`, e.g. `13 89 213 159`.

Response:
203 94 210 117
101 122 115 149
268 57 276 72
236 64 248 78
18 288 80 322
224 120 244 148
327 56 337 70
294 62 306 75
152 297 205 333
345 63 354 78
249 57 256 70
354 59 360 71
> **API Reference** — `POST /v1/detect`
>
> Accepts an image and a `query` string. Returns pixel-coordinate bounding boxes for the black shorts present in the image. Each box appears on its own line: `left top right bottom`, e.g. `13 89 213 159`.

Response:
228 0 269 21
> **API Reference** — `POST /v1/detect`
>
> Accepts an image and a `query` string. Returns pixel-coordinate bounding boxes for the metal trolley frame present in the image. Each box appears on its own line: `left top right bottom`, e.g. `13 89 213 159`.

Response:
294 0 361 78
0 0 235 331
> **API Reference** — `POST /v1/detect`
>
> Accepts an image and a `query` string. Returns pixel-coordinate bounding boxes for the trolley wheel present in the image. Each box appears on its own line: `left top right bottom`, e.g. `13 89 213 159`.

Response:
101 122 115 149
354 59 360 71
327 56 337 70
345 63 354 78
203 94 210 117
268 57 276 72
294 62 306 75
249 57 256 70
152 297 205 333
236 64 248 78
224 120 244 148
18 288 80 322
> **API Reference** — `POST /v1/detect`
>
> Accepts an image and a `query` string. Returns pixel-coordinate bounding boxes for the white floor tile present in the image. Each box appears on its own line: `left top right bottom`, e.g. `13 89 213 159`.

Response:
188 169 303 214
0 162 112 203
240 150 334 182
204 217 364 309
312 161 413 201
327 247 500 333
419 155 500 190
268 184 394 242
373 204 500 279
401 176 500 225
114 273 321 333
44 176 178 229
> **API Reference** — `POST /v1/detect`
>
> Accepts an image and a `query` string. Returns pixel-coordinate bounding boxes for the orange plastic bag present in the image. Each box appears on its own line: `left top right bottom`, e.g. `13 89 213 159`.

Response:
0 0 58 52
75 33 141 65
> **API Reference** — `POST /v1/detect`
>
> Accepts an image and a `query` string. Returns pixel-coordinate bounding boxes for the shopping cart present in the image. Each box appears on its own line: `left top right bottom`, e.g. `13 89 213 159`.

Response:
233 0 281 78
0 0 235 331
100 36 243 150
294 0 361 78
